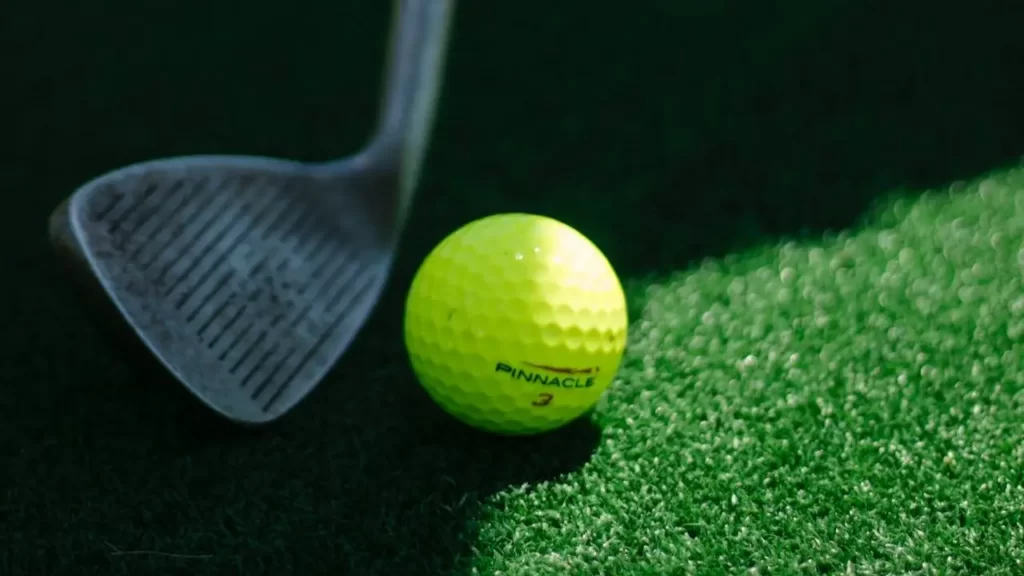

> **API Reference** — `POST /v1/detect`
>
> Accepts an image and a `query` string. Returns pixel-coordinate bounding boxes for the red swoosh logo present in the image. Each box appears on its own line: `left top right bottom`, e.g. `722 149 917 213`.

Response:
522 362 600 375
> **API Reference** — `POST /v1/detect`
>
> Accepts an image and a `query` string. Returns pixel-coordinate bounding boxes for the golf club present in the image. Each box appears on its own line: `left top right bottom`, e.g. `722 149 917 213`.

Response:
46 0 456 425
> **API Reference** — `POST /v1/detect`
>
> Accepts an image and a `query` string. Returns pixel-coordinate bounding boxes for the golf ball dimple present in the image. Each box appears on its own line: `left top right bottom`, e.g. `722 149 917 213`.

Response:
403 213 628 435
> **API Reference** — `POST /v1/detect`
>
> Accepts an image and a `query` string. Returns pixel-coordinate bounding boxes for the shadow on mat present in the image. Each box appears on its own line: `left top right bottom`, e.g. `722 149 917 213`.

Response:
3 270 599 575
5 264 599 576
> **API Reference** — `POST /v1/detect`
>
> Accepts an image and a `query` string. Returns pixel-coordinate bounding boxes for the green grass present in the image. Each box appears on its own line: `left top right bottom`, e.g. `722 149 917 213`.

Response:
469 165 1024 575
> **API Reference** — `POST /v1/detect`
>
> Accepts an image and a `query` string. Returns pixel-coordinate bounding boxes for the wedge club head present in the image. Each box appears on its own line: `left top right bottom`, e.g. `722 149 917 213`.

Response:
47 0 456 425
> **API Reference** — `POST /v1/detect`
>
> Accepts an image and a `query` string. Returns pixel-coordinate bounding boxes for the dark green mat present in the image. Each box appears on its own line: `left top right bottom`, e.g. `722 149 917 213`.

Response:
4 1 1024 574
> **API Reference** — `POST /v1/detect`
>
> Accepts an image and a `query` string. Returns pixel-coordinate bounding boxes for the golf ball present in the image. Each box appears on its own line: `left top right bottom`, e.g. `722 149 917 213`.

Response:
403 213 628 435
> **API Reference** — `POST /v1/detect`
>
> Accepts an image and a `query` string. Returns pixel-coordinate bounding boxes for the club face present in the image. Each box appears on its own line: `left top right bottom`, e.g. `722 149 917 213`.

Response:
50 156 394 424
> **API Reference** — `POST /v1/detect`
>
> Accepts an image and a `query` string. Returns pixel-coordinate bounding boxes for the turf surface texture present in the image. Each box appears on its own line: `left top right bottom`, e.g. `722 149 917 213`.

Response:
4 1 1024 575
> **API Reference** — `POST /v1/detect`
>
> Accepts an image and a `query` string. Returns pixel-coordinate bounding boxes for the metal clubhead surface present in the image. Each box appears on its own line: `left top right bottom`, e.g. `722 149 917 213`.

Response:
50 157 393 423
48 0 455 424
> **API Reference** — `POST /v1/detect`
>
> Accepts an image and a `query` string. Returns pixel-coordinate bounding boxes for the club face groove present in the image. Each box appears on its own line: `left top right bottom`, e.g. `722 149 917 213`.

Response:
51 158 394 424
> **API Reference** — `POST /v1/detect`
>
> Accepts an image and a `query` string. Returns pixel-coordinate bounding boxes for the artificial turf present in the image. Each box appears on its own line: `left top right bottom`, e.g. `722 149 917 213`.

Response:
470 166 1024 575
5 0 1024 574
11 165 1024 576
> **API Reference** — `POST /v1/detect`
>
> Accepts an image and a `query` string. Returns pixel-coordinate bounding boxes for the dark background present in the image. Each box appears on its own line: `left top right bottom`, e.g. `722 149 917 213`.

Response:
3 0 1023 574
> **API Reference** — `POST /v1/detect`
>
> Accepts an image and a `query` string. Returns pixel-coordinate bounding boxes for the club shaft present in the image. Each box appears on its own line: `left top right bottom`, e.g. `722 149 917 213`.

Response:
373 0 456 220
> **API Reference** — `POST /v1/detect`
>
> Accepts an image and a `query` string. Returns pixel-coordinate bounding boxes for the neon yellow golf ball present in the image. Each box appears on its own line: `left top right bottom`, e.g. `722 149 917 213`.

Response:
403 213 628 435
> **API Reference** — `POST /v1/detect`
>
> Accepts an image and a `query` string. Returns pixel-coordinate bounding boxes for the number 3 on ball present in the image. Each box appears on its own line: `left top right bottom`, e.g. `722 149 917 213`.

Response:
532 393 553 407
